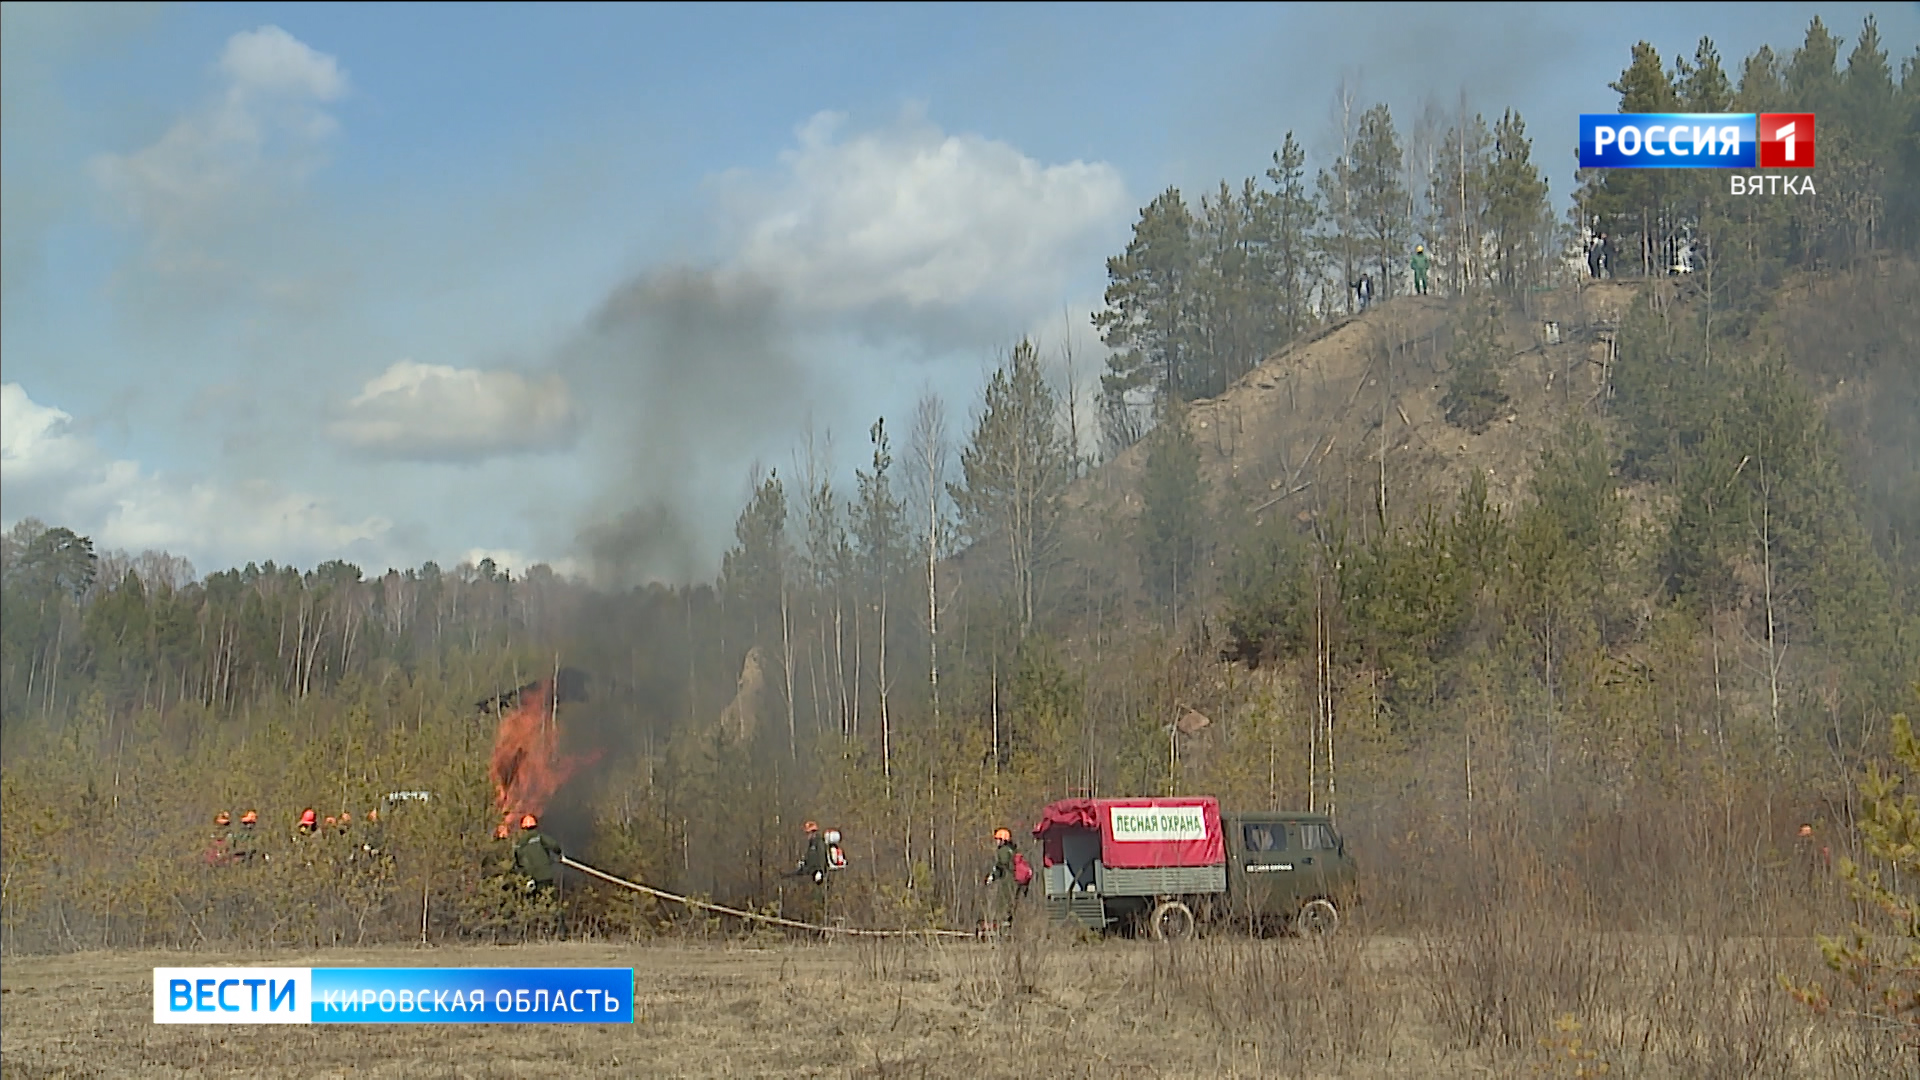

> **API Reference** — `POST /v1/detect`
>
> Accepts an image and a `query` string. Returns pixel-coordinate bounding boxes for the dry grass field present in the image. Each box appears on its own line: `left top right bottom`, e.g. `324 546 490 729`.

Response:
3 921 1913 1080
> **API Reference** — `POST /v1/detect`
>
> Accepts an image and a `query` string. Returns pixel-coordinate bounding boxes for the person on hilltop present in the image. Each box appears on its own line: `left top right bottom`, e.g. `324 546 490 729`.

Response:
1588 231 1613 280
1411 245 1431 296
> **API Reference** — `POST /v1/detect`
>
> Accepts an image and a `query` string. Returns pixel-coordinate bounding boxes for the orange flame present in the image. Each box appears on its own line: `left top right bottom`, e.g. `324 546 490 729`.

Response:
489 678 598 832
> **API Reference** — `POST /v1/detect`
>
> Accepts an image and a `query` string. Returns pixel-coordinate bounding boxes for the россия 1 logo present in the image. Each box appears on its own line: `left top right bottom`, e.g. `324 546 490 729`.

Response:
1579 113 1815 170
1756 113 1815 168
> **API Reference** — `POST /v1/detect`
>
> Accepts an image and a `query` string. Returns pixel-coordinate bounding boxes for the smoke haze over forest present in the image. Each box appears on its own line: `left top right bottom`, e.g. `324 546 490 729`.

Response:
5 2 1913 580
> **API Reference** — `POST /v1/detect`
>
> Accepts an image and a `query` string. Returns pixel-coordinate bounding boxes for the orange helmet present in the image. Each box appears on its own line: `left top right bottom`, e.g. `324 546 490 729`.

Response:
803 820 819 833
520 814 538 829
494 824 510 840
299 808 317 826
324 816 337 828
240 810 257 825
214 811 232 826
993 827 1012 843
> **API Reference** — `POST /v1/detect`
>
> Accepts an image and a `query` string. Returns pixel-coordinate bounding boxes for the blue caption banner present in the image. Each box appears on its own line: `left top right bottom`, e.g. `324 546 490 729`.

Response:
1580 113 1756 168
312 968 633 1024
155 967 634 1024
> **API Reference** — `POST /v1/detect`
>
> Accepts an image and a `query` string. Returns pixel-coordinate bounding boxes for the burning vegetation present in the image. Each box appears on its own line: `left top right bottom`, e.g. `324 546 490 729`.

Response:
485 670 596 833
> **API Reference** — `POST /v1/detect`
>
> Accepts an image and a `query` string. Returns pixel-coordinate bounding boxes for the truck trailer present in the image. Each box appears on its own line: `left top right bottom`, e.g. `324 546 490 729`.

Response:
1032 796 1355 940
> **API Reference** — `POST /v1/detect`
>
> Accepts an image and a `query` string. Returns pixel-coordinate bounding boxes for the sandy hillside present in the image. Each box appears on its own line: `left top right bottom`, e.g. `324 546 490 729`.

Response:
1068 283 1647 548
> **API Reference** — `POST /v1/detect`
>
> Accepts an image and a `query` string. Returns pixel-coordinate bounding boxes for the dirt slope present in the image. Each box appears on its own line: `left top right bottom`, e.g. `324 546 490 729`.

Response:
1066 282 1646 554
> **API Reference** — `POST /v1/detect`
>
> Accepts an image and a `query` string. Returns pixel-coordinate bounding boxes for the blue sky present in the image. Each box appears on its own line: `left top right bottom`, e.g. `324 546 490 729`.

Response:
3 2 1914 583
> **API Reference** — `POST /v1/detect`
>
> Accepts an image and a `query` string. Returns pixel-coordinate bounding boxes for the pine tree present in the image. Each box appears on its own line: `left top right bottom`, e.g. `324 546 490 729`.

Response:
1581 42 1680 277
1221 514 1313 668
1095 188 1197 434
1675 37 1733 111
1734 46 1787 112
1837 16 1899 256
1351 104 1410 297
1786 16 1843 113
1484 109 1550 293
1262 132 1322 340
1895 42 1920 250
951 340 1074 638
1782 694 1920 1039
1137 397 1209 625
1192 180 1265 398
1441 303 1509 433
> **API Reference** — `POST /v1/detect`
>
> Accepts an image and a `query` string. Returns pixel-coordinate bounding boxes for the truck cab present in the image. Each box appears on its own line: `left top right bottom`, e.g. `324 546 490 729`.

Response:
1222 811 1356 934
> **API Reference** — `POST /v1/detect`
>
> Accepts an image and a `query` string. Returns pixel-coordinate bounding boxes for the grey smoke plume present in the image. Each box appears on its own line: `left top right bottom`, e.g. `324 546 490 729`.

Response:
560 267 820 588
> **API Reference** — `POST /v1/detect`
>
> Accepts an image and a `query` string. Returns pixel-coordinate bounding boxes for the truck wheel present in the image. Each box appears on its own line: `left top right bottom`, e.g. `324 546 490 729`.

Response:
1148 900 1196 941
1295 898 1339 938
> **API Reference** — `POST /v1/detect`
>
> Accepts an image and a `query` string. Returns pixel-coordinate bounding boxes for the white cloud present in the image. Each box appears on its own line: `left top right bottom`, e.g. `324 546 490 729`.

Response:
1 382 390 567
328 360 580 462
90 25 348 280
721 106 1128 315
1 383 93 483
217 24 347 101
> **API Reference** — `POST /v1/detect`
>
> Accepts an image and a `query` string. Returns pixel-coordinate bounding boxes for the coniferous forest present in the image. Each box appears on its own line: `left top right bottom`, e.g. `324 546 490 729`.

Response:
4 18 1918 991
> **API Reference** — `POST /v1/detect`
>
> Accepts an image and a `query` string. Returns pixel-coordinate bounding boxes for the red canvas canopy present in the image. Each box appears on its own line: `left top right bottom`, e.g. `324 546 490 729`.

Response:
1032 797 1225 869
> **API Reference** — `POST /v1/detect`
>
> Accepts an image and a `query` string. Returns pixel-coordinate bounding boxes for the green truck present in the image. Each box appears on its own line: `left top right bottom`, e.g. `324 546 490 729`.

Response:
1032 797 1356 940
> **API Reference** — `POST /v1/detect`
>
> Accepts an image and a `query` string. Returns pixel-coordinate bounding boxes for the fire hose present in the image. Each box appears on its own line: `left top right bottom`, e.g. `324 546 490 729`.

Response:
559 856 976 939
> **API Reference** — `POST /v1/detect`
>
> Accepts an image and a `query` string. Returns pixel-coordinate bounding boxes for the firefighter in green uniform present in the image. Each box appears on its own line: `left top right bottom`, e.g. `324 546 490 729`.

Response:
984 828 1019 930
1411 244 1431 295
231 810 260 863
513 814 560 893
784 820 828 925
512 814 565 939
